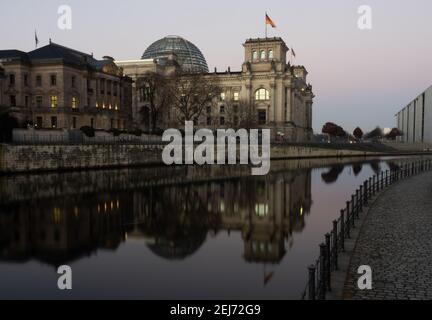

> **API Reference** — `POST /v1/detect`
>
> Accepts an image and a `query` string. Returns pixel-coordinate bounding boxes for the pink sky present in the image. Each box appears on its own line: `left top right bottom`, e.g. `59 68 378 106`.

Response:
1 0 431 132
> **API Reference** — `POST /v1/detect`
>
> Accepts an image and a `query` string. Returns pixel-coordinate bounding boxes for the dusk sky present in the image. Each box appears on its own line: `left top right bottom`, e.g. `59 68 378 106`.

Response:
1 0 431 133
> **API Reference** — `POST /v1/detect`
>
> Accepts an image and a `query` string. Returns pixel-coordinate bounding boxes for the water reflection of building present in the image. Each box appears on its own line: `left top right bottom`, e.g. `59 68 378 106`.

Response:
132 169 312 264
0 169 312 266
0 194 133 266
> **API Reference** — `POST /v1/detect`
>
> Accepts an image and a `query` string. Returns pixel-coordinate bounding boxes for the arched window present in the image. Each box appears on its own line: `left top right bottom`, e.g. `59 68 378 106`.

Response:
255 88 270 101
268 50 274 59
260 50 266 60
252 51 258 60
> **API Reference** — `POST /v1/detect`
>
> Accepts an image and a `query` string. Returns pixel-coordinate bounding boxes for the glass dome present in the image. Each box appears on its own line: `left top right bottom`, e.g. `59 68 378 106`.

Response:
142 36 209 73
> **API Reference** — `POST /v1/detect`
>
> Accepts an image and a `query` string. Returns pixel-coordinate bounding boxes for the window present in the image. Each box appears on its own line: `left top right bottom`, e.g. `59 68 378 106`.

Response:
220 106 225 114
252 51 258 60
220 92 226 101
258 110 267 125
24 74 28 87
51 116 57 128
72 117 77 129
36 75 42 87
233 104 239 113
260 50 266 60
36 96 43 108
233 92 239 101
207 106 212 114
50 96 58 108
220 117 225 126
10 95 16 107
111 119 114 129
100 79 105 94
25 96 29 108
255 88 270 101
36 117 43 128
207 117 212 126
90 118 94 128
72 97 78 109
50 75 57 86
9 74 15 86
71 76 76 88
269 50 274 59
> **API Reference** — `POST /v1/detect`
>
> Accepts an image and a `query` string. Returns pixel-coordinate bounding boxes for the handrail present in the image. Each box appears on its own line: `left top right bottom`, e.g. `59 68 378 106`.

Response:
301 159 432 300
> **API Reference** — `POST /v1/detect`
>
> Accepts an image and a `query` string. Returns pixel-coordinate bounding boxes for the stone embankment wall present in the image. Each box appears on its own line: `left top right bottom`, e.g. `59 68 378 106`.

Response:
0 143 383 174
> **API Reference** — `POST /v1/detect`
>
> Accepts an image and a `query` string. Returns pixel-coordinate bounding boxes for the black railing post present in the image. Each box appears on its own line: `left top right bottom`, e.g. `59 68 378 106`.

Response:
363 181 368 206
325 234 332 291
355 190 360 218
340 210 345 251
319 243 327 300
308 265 316 300
369 177 372 199
332 220 338 270
386 170 389 187
346 201 351 239
359 185 364 212
381 171 384 190
351 196 356 227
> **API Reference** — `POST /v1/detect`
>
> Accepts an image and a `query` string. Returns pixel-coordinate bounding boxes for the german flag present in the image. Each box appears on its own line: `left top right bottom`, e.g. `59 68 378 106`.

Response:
265 14 276 28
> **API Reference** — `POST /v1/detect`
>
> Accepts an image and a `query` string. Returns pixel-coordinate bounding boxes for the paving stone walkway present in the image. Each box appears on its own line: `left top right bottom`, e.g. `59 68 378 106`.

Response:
344 172 432 300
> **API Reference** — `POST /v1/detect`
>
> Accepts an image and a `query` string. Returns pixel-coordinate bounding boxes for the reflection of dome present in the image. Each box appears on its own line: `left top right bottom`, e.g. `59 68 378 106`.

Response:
142 36 209 73
147 232 207 260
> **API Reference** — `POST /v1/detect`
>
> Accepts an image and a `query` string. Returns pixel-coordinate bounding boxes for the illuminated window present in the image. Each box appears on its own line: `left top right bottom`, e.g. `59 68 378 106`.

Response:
220 92 226 101
269 50 274 59
252 51 258 60
72 97 78 109
255 88 270 101
255 203 269 217
233 92 239 101
260 50 266 60
50 95 58 108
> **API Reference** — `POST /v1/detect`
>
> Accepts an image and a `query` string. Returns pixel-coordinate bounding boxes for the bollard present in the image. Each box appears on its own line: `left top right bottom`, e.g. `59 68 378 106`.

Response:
308 265 316 300
332 220 338 270
325 234 332 291
319 244 327 300
340 210 345 251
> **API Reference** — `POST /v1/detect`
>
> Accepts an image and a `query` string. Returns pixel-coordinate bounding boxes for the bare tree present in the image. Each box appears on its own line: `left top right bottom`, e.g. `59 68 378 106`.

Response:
136 72 174 133
169 73 221 125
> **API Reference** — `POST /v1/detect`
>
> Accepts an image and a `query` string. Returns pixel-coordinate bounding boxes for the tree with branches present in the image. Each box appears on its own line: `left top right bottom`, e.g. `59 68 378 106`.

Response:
136 72 174 133
169 73 221 125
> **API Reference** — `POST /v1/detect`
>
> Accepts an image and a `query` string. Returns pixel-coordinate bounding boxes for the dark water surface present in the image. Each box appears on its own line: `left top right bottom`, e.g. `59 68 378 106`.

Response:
0 156 423 299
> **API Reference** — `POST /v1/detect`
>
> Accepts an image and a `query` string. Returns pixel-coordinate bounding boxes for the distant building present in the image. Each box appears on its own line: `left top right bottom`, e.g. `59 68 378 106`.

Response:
0 66 5 107
396 85 432 143
0 42 132 130
117 36 314 142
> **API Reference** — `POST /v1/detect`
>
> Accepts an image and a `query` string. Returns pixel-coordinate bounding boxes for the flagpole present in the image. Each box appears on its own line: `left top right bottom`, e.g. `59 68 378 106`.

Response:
265 12 267 38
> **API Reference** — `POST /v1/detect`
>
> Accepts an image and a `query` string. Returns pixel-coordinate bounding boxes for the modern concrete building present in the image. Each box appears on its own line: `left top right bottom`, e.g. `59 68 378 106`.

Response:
396 85 432 143
0 42 133 130
117 36 314 142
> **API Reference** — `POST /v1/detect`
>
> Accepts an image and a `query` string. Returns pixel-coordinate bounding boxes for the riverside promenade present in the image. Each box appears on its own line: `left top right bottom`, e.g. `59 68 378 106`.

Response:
343 171 432 300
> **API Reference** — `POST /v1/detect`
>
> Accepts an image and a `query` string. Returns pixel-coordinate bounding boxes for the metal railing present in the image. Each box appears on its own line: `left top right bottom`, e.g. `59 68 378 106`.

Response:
301 159 432 300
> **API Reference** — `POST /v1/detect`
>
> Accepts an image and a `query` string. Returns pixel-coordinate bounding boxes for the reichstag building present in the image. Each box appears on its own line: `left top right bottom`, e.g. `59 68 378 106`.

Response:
117 35 314 142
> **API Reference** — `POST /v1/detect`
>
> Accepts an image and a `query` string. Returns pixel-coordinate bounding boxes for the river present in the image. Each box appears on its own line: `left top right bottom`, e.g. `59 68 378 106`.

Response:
0 156 426 299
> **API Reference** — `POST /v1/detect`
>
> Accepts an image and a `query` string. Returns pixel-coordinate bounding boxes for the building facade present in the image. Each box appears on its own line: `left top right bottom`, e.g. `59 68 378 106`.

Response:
396 85 432 143
117 36 314 142
0 42 132 131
